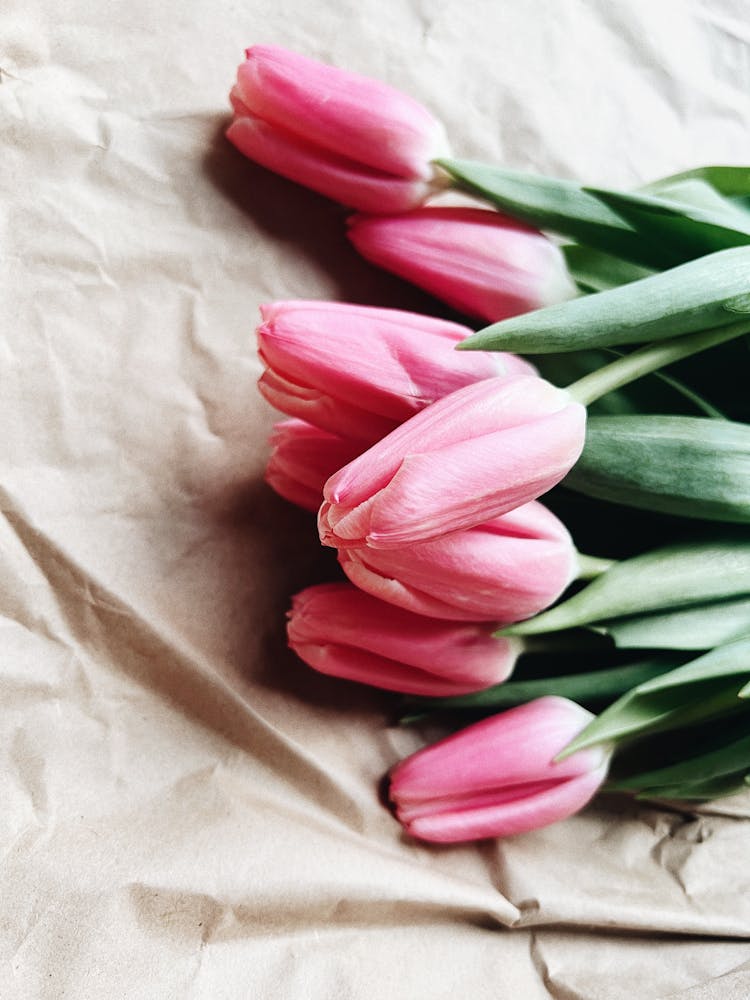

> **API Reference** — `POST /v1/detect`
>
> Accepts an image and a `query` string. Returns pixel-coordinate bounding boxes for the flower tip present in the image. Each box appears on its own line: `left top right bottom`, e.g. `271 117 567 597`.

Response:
493 623 519 638
453 331 486 351
258 302 277 324
317 503 338 546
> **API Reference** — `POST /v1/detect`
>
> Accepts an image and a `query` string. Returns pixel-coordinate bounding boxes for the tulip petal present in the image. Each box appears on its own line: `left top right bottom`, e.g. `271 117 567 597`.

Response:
287 583 518 695
227 116 433 214
321 401 586 549
389 698 611 842
236 45 448 179
265 420 363 512
390 698 600 798
338 504 577 621
366 407 586 546
293 641 506 698
401 765 609 842
256 301 507 436
258 368 399 443
324 376 574 508
348 207 576 321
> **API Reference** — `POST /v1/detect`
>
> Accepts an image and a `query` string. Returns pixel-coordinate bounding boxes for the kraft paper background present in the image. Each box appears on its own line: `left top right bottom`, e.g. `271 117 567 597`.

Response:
2 1 750 997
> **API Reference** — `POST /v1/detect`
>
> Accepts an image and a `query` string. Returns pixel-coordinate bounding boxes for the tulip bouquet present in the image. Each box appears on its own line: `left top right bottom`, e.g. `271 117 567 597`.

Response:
229 45 750 844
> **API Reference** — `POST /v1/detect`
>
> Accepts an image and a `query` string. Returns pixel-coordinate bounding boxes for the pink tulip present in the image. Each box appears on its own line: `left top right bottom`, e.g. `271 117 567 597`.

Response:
338 501 577 622
287 582 520 696
348 207 577 321
390 697 611 843
265 419 364 513
257 300 534 444
319 375 586 549
227 46 449 213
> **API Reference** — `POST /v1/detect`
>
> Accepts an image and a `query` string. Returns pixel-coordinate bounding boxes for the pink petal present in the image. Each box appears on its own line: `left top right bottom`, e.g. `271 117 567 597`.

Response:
227 116 433 214
401 765 609 842
348 208 576 321
236 45 448 178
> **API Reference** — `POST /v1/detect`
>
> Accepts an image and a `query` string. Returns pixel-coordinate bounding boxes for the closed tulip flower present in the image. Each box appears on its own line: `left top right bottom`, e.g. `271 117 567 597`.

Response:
227 46 449 213
287 582 520 696
338 501 577 622
348 207 577 321
257 300 534 444
390 697 611 843
319 375 587 549
265 419 364 513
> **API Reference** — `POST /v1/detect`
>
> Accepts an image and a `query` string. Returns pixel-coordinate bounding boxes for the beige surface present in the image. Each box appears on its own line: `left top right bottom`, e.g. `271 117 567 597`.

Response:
3 1 750 997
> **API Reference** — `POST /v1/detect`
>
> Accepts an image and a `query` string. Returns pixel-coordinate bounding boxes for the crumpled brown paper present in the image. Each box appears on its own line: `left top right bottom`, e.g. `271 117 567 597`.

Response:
2 1 750 997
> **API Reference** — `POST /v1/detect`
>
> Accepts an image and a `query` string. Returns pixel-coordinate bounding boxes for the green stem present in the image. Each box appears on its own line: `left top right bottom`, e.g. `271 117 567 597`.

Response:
566 319 750 405
576 552 616 579
399 657 679 719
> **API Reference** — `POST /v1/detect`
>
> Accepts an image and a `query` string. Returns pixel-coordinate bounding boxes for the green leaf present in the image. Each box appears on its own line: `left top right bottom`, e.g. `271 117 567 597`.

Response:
560 640 750 756
459 246 750 354
563 415 750 523
633 771 750 801
587 187 750 261
640 177 750 217
643 166 750 199
561 245 654 293
440 160 750 272
436 158 651 264
596 596 750 650
400 657 680 720
501 537 750 638
628 763 748 802
610 730 750 794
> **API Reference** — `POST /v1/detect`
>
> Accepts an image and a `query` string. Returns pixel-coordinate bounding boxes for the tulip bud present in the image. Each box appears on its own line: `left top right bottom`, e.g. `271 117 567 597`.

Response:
390 697 611 843
227 46 449 213
338 501 577 622
257 300 534 444
287 582 520 696
348 207 577 321
265 419 364 513
319 375 587 549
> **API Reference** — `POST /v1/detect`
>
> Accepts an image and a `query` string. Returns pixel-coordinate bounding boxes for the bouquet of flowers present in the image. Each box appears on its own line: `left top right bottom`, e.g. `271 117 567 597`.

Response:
229 45 750 843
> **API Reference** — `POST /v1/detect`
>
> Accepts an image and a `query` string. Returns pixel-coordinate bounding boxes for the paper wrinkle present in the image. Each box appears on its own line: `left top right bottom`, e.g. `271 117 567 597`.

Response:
125 878 512 946
662 960 750 999
648 817 713 902
0 492 288 767
528 930 559 1000
0 486 426 852
527 929 593 1000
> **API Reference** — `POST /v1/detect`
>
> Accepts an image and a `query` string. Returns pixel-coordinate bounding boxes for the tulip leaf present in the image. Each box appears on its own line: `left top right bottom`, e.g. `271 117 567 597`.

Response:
459 246 750 354
440 160 750 272
561 245 654 293
642 166 750 200
639 177 750 217
563 416 750 523
501 537 750 638
436 158 654 264
399 656 682 721
559 640 750 756
633 771 750 801
609 730 750 795
595 596 750 650
586 187 750 261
